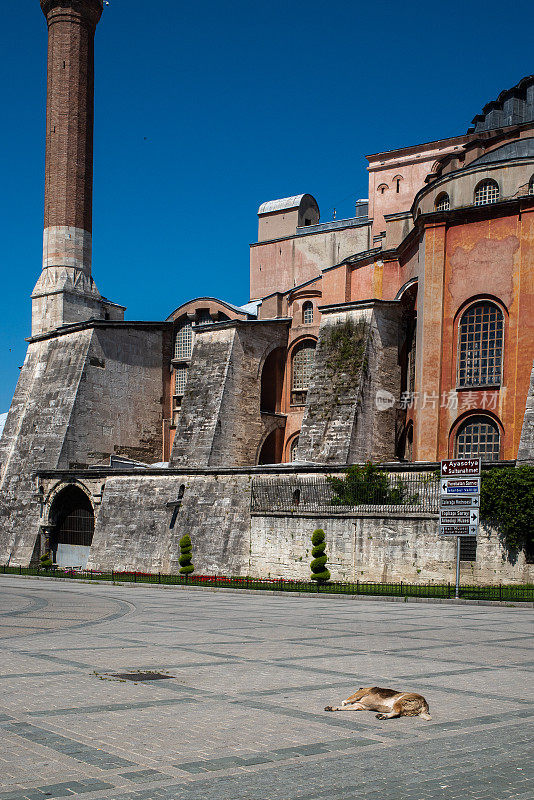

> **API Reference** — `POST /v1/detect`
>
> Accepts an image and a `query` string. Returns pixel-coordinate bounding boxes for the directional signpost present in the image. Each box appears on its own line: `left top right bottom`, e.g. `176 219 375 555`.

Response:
440 458 481 598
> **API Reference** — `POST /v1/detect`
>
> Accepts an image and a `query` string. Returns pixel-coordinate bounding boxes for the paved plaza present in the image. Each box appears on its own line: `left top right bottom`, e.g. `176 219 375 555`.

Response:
0 577 532 800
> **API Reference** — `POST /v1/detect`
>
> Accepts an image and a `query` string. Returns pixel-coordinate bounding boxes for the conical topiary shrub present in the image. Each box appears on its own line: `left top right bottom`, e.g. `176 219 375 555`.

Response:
310 529 330 583
179 534 194 575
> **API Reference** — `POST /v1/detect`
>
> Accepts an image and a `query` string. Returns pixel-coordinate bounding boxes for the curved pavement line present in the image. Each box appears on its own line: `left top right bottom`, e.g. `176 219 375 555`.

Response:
0 581 136 639
0 592 50 617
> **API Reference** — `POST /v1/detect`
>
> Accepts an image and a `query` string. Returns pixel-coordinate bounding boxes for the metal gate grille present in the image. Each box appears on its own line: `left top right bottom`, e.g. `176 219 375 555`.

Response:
56 508 94 547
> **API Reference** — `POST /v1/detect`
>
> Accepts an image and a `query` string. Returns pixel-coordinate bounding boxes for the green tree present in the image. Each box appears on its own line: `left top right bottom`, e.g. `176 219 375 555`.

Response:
480 466 534 556
179 534 194 575
310 529 330 583
327 462 419 506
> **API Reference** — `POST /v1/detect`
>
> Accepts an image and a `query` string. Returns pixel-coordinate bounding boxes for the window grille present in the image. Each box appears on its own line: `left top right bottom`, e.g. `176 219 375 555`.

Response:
55 508 94 547
303 302 314 324
457 303 503 387
174 365 188 396
435 193 450 211
290 436 300 461
174 321 193 360
292 345 315 391
455 415 501 461
474 179 499 206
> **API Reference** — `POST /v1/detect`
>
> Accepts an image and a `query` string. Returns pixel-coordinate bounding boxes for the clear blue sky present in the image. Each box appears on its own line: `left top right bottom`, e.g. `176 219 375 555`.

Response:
0 0 532 411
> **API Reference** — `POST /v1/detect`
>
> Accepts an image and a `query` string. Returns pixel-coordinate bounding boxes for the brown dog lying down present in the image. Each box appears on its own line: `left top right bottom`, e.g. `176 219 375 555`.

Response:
325 686 431 720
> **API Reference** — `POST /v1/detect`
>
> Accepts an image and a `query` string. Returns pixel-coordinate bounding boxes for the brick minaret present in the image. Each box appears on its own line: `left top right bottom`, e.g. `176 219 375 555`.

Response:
32 0 116 336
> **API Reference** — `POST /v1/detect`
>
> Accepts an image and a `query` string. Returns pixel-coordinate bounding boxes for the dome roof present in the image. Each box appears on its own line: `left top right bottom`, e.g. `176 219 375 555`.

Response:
468 76 534 133
470 137 534 166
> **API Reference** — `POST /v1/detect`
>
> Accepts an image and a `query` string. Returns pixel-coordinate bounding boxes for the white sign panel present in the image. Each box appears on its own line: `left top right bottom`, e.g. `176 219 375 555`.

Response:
439 509 479 526
440 496 480 508
441 478 481 496
441 458 481 477
440 525 478 537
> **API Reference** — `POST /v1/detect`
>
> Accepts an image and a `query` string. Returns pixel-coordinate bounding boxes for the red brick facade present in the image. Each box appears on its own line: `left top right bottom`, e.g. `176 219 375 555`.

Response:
41 0 103 233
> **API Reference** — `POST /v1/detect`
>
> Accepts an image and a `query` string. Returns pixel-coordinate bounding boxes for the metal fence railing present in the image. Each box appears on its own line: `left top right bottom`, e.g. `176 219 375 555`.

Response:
250 474 440 514
2 565 532 602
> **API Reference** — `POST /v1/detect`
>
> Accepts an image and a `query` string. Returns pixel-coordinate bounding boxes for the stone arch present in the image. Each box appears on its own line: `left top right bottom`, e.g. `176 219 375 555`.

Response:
259 347 286 414
286 432 301 462
257 428 284 465
256 416 286 465
47 484 95 568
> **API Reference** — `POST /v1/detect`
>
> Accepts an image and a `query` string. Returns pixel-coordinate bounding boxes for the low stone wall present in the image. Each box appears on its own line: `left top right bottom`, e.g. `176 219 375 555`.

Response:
33 467 533 586
249 512 533 585
87 473 252 575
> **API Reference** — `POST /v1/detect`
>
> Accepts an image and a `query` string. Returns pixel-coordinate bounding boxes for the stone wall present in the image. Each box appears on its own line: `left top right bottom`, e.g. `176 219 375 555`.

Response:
249 513 533 586
171 321 289 467
29 466 533 586
87 473 252 575
0 322 168 565
0 330 94 565
58 325 167 467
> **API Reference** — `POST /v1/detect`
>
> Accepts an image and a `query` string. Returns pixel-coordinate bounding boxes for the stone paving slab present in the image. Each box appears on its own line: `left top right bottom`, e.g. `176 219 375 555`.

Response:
0 576 532 799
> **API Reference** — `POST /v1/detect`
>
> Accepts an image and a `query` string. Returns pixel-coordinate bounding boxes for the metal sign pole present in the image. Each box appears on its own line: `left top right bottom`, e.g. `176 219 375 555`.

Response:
456 536 461 599
440 458 480 602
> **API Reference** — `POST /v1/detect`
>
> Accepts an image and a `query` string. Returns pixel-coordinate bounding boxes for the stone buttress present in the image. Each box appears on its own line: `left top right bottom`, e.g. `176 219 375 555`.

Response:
0 323 168 565
297 302 402 464
170 320 289 467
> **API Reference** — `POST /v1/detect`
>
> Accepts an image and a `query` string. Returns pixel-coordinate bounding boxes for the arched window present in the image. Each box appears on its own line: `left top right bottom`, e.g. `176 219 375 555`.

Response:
302 302 314 324
435 192 450 211
291 342 315 404
474 179 499 206
393 175 403 193
377 183 388 194
174 320 193 360
529 175 534 195
290 436 300 462
457 302 503 387
455 415 501 461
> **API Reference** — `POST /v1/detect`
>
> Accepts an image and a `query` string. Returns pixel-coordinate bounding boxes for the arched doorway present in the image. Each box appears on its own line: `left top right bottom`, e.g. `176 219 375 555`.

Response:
258 428 284 465
260 347 285 413
49 486 94 568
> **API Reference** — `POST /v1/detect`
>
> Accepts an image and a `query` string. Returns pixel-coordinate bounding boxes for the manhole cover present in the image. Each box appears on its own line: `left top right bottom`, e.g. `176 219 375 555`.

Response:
109 672 173 682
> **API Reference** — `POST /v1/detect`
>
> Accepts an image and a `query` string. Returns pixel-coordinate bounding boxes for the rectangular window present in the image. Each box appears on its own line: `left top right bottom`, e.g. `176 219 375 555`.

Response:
174 365 188 396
